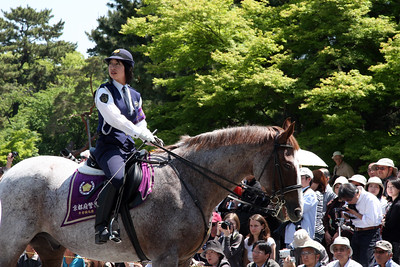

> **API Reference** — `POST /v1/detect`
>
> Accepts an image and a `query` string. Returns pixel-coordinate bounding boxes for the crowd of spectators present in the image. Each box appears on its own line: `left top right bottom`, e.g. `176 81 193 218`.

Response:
190 152 400 267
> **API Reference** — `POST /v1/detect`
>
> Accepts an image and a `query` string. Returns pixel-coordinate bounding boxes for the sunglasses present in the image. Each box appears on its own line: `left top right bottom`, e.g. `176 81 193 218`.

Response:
374 250 387 254
301 251 315 256
375 166 387 171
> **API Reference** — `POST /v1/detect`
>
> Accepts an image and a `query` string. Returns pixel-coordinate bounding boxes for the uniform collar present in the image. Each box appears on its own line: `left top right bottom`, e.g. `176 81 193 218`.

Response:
112 80 127 91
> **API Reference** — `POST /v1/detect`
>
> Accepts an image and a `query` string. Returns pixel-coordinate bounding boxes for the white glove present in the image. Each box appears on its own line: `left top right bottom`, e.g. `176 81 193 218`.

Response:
138 128 155 143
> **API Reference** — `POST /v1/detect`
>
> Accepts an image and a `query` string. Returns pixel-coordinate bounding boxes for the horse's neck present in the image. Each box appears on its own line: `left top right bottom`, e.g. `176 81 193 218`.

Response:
183 145 254 184
174 144 258 211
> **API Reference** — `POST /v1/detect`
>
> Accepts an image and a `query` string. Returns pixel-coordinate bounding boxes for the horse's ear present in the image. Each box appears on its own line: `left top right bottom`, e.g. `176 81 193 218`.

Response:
282 117 292 130
278 121 295 144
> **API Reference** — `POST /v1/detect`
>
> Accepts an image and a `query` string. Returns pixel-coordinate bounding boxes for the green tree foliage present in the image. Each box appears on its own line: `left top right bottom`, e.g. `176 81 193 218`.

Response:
119 0 400 171
0 6 106 161
122 0 297 141
2 1 400 173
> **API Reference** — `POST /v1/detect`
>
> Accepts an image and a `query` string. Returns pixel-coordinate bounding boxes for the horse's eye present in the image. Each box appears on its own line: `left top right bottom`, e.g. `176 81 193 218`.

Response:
284 163 293 169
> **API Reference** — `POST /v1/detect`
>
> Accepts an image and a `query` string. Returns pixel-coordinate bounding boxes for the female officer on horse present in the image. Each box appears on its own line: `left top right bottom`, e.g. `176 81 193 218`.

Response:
93 48 158 244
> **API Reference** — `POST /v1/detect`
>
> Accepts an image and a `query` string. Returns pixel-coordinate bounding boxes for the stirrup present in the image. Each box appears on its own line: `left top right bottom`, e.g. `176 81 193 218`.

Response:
109 217 121 243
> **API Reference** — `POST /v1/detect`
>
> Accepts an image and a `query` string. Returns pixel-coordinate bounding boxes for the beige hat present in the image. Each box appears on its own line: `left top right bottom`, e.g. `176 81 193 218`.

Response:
292 229 311 248
292 229 323 256
374 158 395 168
333 176 349 187
374 158 398 176
300 167 314 179
330 236 353 257
375 240 392 252
298 239 322 255
366 176 384 190
332 151 344 159
349 174 367 186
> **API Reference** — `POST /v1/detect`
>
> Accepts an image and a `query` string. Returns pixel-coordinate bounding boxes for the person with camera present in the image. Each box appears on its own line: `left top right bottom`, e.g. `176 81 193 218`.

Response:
92 48 163 245
323 177 354 261
217 213 244 267
338 183 383 267
244 214 276 266
283 239 323 267
247 240 279 267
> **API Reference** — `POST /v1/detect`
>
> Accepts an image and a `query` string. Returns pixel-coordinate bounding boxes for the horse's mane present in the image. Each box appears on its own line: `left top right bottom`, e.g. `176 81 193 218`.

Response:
165 125 299 151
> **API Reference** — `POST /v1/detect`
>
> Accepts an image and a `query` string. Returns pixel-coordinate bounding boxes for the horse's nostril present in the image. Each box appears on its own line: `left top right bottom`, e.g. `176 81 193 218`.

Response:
294 208 302 218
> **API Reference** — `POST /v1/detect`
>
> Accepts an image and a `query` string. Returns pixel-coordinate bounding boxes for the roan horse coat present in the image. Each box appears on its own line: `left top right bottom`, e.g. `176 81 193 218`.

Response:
0 122 302 267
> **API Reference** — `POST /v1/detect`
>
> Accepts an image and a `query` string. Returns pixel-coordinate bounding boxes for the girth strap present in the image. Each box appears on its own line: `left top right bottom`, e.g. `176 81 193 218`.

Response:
120 203 150 262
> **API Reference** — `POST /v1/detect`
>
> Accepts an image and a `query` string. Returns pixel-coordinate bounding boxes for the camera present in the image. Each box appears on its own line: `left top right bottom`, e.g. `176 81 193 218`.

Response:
279 249 291 259
11 151 18 158
220 221 232 230
279 249 295 262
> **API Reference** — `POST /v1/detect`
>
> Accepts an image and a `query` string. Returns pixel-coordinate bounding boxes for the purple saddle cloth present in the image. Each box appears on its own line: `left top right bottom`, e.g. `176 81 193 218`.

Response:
61 162 154 227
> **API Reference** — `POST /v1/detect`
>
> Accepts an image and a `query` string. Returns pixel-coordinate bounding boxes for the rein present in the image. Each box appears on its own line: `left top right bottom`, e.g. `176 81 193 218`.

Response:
149 129 301 217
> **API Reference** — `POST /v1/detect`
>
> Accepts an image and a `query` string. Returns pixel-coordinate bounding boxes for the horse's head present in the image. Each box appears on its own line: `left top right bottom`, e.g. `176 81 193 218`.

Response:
254 119 302 222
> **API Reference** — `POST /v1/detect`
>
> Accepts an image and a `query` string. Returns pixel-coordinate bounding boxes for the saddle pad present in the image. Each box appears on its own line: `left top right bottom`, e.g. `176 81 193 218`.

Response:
61 171 104 227
61 162 155 227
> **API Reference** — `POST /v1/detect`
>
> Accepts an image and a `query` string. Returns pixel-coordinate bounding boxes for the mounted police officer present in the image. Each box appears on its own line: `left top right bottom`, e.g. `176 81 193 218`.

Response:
93 48 160 244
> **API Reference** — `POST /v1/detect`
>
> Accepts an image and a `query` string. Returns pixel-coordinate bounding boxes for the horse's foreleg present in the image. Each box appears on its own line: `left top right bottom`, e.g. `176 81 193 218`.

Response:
151 254 179 267
31 233 66 267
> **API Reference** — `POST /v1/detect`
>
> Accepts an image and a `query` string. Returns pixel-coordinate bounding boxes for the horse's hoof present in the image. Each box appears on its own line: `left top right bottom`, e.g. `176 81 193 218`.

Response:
95 228 110 244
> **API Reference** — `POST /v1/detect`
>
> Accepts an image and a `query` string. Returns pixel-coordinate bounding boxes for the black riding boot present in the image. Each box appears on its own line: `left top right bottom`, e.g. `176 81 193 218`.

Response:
94 183 120 244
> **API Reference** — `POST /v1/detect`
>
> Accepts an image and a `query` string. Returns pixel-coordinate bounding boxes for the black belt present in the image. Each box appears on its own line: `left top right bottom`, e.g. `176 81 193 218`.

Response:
355 225 381 231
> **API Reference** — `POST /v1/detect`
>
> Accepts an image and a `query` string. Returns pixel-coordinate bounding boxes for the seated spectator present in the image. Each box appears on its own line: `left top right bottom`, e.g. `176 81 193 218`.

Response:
365 177 387 214
332 151 354 180
0 152 15 181
247 241 279 267
367 163 377 178
348 175 367 187
195 212 222 263
63 248 85 267
283 238 323 267
382 177 400 264
374 240 400 267
326 236 362 267
244 214 276 265
373 158 398 195
292 229 329 266
217 213 244 267
285 168 317 246
201 240 231 267
17 244 42 267
312 169 337 212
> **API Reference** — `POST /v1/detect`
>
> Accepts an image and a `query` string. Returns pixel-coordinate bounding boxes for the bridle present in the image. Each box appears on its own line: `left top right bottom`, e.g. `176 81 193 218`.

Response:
253 130 302 216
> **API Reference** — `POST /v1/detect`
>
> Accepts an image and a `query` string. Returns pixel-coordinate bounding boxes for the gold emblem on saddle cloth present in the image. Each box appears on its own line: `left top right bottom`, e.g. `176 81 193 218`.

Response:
79 181 95 195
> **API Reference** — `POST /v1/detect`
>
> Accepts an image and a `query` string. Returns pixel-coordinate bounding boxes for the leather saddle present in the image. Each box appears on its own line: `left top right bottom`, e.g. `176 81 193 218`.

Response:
86 148 148 209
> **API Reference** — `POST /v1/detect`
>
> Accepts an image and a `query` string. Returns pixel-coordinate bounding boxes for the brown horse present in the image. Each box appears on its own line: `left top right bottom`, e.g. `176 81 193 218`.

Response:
0 121 301 267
